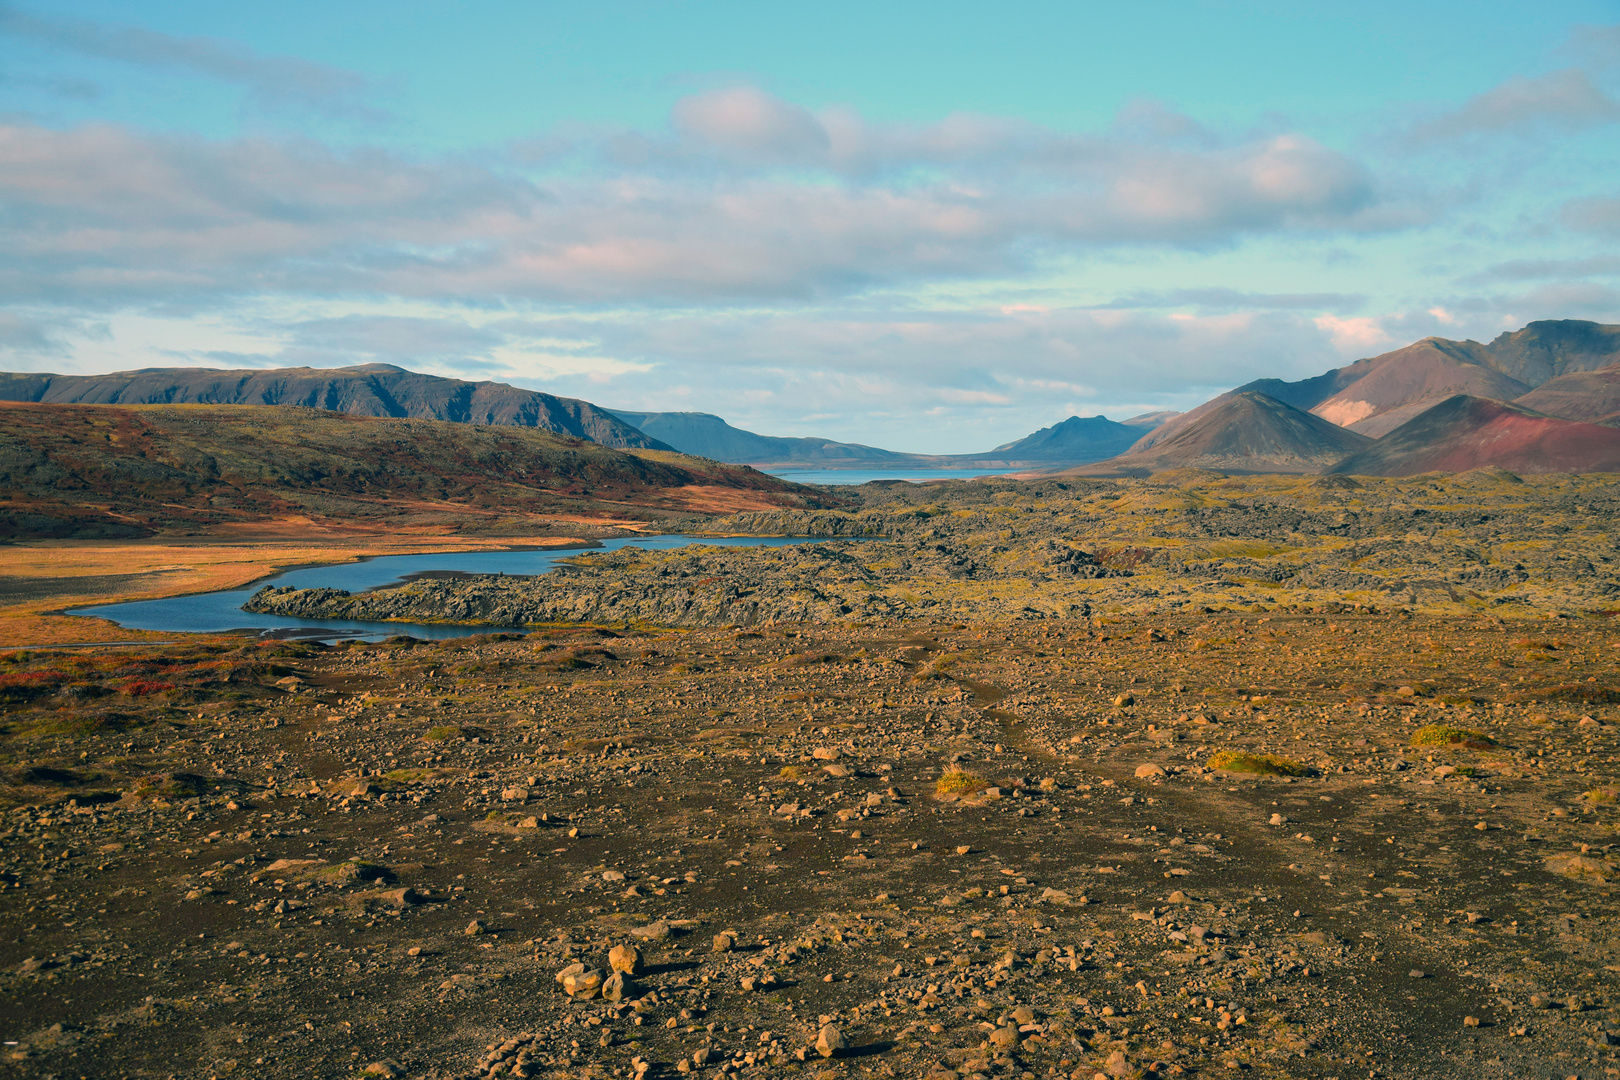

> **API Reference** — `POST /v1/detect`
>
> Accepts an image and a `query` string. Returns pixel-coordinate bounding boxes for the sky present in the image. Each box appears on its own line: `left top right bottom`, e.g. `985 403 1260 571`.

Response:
2 1 1618 453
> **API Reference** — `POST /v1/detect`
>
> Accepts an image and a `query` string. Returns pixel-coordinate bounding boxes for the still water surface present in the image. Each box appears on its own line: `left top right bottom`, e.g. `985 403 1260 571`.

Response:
72 534 822 641
762 467 1010 485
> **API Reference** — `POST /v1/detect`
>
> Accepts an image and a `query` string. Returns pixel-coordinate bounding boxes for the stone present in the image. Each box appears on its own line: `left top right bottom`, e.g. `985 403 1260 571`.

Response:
812 747 842 760
375 887 420 909
1113 693 1134 707
1167 890 1189 904
602 870 626 882
816 1024 846 1058
988 1025 1020 1051
1434 765 1457 778
1463 1015 1480 1027
362 1062 404 1078
1134 764 1166 779
1105 1050 1134 1077
631 920 671 941
824 763 851 778
500 786 529 802
1268 813 1285 826
713 932 736 953
563 967 606 999
609 944 644 975
465 919 487 936
955 845 973 855
602 971 631 1002
1409 969 1426 979
1009 1005 1035 1024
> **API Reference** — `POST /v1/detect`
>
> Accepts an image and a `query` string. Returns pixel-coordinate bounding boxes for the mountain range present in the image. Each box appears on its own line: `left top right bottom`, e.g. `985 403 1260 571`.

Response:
607 409 1152 468
5 318 1620 478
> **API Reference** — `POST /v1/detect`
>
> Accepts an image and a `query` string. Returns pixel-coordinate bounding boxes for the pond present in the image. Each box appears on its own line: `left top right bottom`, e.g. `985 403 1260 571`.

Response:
71 534 825 642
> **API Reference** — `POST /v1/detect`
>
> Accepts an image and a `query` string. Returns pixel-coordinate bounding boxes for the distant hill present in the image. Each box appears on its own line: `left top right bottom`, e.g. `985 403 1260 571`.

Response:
0 364 667 451
1061 392 1373 477
1327 396 1620 477
1121 410 1181 430
611 409 1160 469
982 415 1141 462
1513 364 1620 426
607 410 910 465
0 402 828 540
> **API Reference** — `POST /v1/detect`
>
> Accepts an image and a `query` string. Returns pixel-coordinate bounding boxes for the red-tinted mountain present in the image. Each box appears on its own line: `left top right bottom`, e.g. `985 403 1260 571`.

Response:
1326 395 1620 477
1062 392 1373 477
0 364 667 450
1142 321 1620 453
1513 364 1620 426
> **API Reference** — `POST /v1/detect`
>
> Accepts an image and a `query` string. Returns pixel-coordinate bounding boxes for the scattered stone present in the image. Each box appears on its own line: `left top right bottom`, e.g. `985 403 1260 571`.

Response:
609 944 643 975
562 968 606 1000
815 1024 846 1059
1134 764 1166 779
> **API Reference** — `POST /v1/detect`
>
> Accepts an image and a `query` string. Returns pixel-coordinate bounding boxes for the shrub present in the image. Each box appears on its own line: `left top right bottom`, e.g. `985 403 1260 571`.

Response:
1584 786 1619 806
424 725 461 742
1206 751 1309 777
1410 725 1495 748
936 769 989 796
778 765 803 780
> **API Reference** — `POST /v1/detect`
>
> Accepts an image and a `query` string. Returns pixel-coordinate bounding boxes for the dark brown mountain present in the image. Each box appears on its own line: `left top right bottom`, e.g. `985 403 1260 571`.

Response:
0 402 830 540
1513 363 1620 426
1327 395 1620 477
0 364 668 450
1060 391 1373 477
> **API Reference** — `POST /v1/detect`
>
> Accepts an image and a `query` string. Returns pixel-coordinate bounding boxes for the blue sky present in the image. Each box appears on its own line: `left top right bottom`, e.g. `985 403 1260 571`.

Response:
2 1 1618 451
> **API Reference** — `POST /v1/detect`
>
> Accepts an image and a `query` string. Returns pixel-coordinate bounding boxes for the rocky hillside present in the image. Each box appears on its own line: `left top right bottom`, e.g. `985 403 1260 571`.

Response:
0 364 665 450
0 402 834 540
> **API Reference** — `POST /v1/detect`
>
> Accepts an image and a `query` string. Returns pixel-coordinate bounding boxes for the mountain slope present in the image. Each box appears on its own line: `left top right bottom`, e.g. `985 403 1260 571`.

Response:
1307 338 1531 436
0 402 829 540
1326 396 1620 477
0 364 667 450
1513 364 1620 425
1481 319 1620 386
1062 391 1374 476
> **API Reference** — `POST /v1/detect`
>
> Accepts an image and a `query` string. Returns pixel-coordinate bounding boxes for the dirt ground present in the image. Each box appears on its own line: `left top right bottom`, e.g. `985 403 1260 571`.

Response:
2 613 1616 1080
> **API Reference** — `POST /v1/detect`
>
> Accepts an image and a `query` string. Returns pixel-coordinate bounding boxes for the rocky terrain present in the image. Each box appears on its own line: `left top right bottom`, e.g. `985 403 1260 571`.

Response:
246 470 1620 629
0 608 1616 1080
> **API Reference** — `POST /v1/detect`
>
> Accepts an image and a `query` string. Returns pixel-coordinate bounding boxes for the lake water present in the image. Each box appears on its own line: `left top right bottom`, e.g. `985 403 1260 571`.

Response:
763 467 1012 485
71 535 823 642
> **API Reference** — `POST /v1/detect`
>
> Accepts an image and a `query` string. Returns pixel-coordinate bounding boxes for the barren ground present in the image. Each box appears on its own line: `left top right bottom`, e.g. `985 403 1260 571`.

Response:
2 612 1617 1080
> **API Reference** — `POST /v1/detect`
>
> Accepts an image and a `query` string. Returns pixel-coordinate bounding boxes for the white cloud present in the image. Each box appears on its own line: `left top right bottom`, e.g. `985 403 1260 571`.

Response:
1406 68 1620 142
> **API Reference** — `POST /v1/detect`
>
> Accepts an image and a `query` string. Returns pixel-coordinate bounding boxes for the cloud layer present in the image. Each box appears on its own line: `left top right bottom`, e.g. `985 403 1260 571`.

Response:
0 87 1393 310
